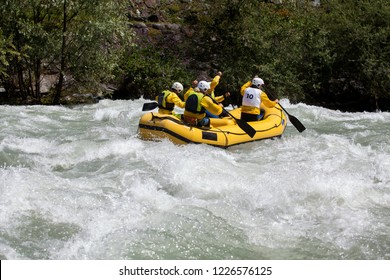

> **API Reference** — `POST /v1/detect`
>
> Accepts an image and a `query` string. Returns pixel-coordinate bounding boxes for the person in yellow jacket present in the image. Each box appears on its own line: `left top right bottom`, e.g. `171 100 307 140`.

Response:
156 82 185 116
207 71 230 101
182 71 230 118
240 77 278 121
182 71 230 102
181 80 199 101
183 80 228 127
205 71 230 118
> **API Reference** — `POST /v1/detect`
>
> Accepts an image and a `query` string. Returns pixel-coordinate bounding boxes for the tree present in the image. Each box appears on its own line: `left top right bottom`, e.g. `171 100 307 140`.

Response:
51 0 133 104
183 0 390 110
0 0 133 104
313 0 390 110
0 31 19 78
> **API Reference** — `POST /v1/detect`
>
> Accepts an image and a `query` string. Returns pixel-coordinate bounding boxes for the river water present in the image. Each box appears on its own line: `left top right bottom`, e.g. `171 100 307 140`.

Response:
1 98 389 260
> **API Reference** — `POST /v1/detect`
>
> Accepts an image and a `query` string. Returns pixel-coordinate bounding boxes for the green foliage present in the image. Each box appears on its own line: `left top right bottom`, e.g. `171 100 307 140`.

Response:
186 0 310 99
186 0 390 110
0 0 133 104
1 0 389 110
60 0 132 83
0 32 19 77
116 46 193 100
321 0 390 101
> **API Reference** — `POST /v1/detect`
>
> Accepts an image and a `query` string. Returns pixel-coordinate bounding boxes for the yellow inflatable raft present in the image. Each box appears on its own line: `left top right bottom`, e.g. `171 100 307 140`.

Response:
138 104 287 148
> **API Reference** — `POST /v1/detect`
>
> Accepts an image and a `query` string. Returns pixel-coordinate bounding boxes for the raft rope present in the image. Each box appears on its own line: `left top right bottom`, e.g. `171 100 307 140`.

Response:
149 108 285 135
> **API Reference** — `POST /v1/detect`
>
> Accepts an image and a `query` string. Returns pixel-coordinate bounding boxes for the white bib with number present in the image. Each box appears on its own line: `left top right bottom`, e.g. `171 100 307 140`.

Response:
242 87 261 107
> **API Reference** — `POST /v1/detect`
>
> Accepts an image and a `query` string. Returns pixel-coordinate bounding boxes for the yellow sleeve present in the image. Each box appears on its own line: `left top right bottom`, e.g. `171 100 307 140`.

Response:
209 75 221 92
215 95 224 103
201 96 223 116
261 92 277 108
240 81 251 96
167 92 185 108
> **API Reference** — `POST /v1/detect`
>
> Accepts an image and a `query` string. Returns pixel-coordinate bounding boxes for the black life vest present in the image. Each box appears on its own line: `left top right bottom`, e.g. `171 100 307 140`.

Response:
157 90 175 111
185 92 206 114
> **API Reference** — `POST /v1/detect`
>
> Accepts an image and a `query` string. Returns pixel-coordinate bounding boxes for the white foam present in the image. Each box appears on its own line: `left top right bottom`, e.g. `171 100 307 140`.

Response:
1 99 389 259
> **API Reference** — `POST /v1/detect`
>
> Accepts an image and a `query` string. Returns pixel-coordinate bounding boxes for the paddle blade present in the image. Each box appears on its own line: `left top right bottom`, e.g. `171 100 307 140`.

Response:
236 118 257 138
287 113 306 132
222 108 256 138
142 102 158 111
278 103 306 133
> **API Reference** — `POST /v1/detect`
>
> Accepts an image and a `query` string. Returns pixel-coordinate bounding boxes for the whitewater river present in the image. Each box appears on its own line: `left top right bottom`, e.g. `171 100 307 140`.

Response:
0 98 389 260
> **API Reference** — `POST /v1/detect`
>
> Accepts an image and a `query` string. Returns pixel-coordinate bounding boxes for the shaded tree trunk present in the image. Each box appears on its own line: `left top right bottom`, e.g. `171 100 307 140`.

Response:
34 58 41 101
53 0 67 105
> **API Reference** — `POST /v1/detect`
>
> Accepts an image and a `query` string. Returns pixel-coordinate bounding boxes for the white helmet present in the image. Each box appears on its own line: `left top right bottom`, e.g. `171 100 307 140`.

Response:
252 77 264 88
198 80 210 92
171 82 183 93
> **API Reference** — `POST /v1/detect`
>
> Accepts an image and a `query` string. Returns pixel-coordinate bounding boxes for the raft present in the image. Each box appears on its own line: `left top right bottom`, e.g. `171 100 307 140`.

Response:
138 104 287 148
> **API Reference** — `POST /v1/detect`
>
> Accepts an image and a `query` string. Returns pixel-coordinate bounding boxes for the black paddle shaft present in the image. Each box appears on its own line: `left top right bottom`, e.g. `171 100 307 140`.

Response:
263 86 306 133
208 95 256 138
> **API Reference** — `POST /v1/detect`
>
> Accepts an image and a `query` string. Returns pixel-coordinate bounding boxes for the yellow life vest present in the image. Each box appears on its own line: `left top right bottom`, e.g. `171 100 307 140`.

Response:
157 90 175 111
185 92 206 114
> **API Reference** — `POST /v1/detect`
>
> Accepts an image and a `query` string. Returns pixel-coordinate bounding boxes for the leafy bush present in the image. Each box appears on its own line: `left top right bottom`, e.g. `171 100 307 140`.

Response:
179 0 390 110
113 46 194 100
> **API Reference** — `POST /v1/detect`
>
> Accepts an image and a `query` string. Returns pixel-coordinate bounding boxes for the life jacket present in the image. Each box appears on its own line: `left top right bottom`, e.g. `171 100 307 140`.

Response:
242 86 261 108
157 90 175 111
185 92 206 114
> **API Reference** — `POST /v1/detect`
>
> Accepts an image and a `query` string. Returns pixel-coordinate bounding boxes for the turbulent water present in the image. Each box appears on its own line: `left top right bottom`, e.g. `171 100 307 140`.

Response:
0 98 389 260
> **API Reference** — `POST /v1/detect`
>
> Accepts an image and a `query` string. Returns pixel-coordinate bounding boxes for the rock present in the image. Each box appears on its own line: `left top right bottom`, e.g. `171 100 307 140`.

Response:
40 74 58 93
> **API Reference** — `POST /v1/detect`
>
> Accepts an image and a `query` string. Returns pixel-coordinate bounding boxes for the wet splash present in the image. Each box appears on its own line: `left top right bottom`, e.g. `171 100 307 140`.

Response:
1 99 389 259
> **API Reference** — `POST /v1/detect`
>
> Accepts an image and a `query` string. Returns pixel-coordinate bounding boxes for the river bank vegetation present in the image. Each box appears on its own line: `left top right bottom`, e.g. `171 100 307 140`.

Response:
1 0 389 111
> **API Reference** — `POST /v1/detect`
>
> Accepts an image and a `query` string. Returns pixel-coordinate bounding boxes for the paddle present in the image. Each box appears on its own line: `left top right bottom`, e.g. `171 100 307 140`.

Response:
208 95 256 138
263 86 306 133
142 102 158 111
